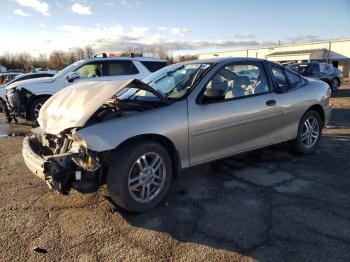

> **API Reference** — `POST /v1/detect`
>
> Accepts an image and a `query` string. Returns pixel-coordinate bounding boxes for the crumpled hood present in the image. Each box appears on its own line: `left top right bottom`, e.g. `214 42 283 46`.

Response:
5 77 54 90
38 79 138 135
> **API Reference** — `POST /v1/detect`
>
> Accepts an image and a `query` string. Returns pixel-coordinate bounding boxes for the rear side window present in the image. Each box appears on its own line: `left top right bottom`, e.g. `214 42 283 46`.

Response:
104 60 139 76
307 64 320 74
140 61 167 72
272 67 289 91
319 63 333 74
285 69 302 88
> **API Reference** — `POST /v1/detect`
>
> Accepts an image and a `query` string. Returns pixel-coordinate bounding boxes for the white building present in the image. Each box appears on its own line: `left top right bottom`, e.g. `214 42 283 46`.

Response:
199 38 350 78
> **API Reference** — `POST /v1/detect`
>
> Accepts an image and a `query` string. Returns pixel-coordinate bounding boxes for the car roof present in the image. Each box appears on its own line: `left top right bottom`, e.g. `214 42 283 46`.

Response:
0 72 21 76
84 56 167 63
181 57 266 65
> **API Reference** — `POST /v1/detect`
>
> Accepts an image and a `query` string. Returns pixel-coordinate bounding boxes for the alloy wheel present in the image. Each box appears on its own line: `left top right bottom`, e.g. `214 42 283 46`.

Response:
128 152 166 203
301 116 319 149
33 102 43 119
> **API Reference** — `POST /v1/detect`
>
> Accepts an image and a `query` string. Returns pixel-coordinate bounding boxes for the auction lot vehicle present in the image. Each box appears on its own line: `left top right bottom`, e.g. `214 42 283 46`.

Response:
0 72 22 85
1 72 55 89
5 56 167 121
287 62 343 92
23 57 331 212
0 72 55 120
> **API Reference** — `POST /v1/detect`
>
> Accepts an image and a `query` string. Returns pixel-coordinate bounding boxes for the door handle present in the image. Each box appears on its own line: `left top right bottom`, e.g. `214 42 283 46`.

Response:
266 100 276 106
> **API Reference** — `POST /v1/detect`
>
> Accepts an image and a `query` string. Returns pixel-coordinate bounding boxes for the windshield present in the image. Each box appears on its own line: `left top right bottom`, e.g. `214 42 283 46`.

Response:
53 60 83 79
118 63 211 101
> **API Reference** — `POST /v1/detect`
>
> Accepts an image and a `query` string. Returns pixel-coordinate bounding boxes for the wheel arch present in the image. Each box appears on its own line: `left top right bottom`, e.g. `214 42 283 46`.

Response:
334 77 341 86
305 104 325 127
26 94 51 120
112 133 181 179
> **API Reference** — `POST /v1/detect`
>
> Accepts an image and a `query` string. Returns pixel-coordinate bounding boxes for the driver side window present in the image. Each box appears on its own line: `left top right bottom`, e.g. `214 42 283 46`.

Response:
204 63 269 101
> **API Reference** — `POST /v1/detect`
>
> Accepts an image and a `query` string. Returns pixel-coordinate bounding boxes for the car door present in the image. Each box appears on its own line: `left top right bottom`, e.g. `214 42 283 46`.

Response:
269 64 309 143
318 63 333 83
187 61 283 165
63 61 105 88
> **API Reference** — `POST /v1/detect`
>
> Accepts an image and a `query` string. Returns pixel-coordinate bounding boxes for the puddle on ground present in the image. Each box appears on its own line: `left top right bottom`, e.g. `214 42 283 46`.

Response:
0 123 28 137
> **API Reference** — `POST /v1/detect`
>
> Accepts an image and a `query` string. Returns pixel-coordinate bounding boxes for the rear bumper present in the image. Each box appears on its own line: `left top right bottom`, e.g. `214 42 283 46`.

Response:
324 104 332 126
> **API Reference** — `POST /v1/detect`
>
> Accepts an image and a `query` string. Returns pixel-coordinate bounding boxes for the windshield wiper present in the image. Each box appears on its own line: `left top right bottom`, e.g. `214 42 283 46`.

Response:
118 79 172 105
151 65 185 85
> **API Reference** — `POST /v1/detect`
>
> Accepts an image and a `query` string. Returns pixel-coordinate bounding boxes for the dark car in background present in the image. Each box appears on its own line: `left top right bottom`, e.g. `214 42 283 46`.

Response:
1 72 55 87
286 62 343 92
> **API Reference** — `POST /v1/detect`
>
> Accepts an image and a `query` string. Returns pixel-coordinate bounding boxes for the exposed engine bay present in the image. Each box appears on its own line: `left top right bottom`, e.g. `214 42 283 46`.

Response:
86 94 167 125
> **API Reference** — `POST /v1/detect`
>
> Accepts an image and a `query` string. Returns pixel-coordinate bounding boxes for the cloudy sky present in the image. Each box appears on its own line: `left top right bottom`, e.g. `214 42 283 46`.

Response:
1 0 350 56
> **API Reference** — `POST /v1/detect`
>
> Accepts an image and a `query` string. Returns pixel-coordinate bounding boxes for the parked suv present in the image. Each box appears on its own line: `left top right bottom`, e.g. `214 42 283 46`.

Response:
286 62 343 92
4 56 167 122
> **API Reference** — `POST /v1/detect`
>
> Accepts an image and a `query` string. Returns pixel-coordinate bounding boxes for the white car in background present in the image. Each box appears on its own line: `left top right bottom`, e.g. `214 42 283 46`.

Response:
4 55 167 121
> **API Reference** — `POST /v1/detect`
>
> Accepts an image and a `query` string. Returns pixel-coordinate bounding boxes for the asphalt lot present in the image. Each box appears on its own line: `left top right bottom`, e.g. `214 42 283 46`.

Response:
0 84 350 261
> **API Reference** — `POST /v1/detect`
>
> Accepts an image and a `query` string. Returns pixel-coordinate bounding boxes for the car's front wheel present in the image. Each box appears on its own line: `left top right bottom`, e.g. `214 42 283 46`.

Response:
330 78 339 92
288 110 322 154
28 96 49 121
107 140 173 213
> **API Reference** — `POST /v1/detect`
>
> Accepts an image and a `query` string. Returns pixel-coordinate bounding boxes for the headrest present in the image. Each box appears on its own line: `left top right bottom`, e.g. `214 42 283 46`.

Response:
234 76 250 86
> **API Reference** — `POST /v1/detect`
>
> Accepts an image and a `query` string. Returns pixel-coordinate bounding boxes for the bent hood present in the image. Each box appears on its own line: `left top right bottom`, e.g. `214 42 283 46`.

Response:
5 77 53 90
38 79 164 135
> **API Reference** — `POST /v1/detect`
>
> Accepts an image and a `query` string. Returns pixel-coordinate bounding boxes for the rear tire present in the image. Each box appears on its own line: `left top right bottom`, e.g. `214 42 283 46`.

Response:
288 110 322 154
107 140 173 213
28 96 49 121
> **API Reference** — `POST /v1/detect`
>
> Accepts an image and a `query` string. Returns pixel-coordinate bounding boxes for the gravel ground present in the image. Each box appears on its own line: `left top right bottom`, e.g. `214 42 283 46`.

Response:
0 85 349 262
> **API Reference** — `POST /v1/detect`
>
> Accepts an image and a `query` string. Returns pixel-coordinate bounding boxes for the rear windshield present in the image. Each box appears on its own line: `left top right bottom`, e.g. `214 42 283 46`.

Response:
140 61 168 72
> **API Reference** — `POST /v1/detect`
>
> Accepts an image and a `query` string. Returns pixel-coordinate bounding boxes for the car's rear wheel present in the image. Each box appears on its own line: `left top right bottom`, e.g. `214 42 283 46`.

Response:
330 78 339 92
288 110 322 154
28 96 49 121
107 140 172 213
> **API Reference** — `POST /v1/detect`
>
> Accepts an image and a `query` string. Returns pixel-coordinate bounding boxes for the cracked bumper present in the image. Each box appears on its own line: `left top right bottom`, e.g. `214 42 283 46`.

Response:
22 136 101 193
22 136 46 180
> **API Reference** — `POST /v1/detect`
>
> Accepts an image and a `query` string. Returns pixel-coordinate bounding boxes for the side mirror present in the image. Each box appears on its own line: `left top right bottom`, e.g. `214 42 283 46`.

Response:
203 88 225 102
67 72 80 82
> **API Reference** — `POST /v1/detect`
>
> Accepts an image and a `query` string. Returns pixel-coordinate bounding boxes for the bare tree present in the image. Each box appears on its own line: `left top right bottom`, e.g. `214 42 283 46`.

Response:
48 51 67 70
84 46 94 58
178 54 198 62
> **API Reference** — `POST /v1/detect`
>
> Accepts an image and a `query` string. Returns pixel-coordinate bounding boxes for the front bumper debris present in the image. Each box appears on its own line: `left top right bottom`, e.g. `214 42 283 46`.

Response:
5 88 32 121
23 136 101 194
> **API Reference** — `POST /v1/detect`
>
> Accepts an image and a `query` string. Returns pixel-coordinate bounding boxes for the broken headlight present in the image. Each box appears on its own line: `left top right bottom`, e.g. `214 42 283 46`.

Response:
70 133 100 172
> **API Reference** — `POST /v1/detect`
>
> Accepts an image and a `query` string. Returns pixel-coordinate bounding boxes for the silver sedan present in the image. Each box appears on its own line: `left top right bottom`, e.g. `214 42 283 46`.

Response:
23 57 331 212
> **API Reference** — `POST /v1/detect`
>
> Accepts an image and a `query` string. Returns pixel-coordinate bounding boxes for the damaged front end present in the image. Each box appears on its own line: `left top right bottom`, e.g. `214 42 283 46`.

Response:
5 87 33 121
23 129 103 194
22 79 170 194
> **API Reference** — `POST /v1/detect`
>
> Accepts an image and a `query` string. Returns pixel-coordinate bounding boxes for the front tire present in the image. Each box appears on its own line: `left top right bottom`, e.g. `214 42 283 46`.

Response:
288 110 322 154
28 96 49 121
107 141 173 213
